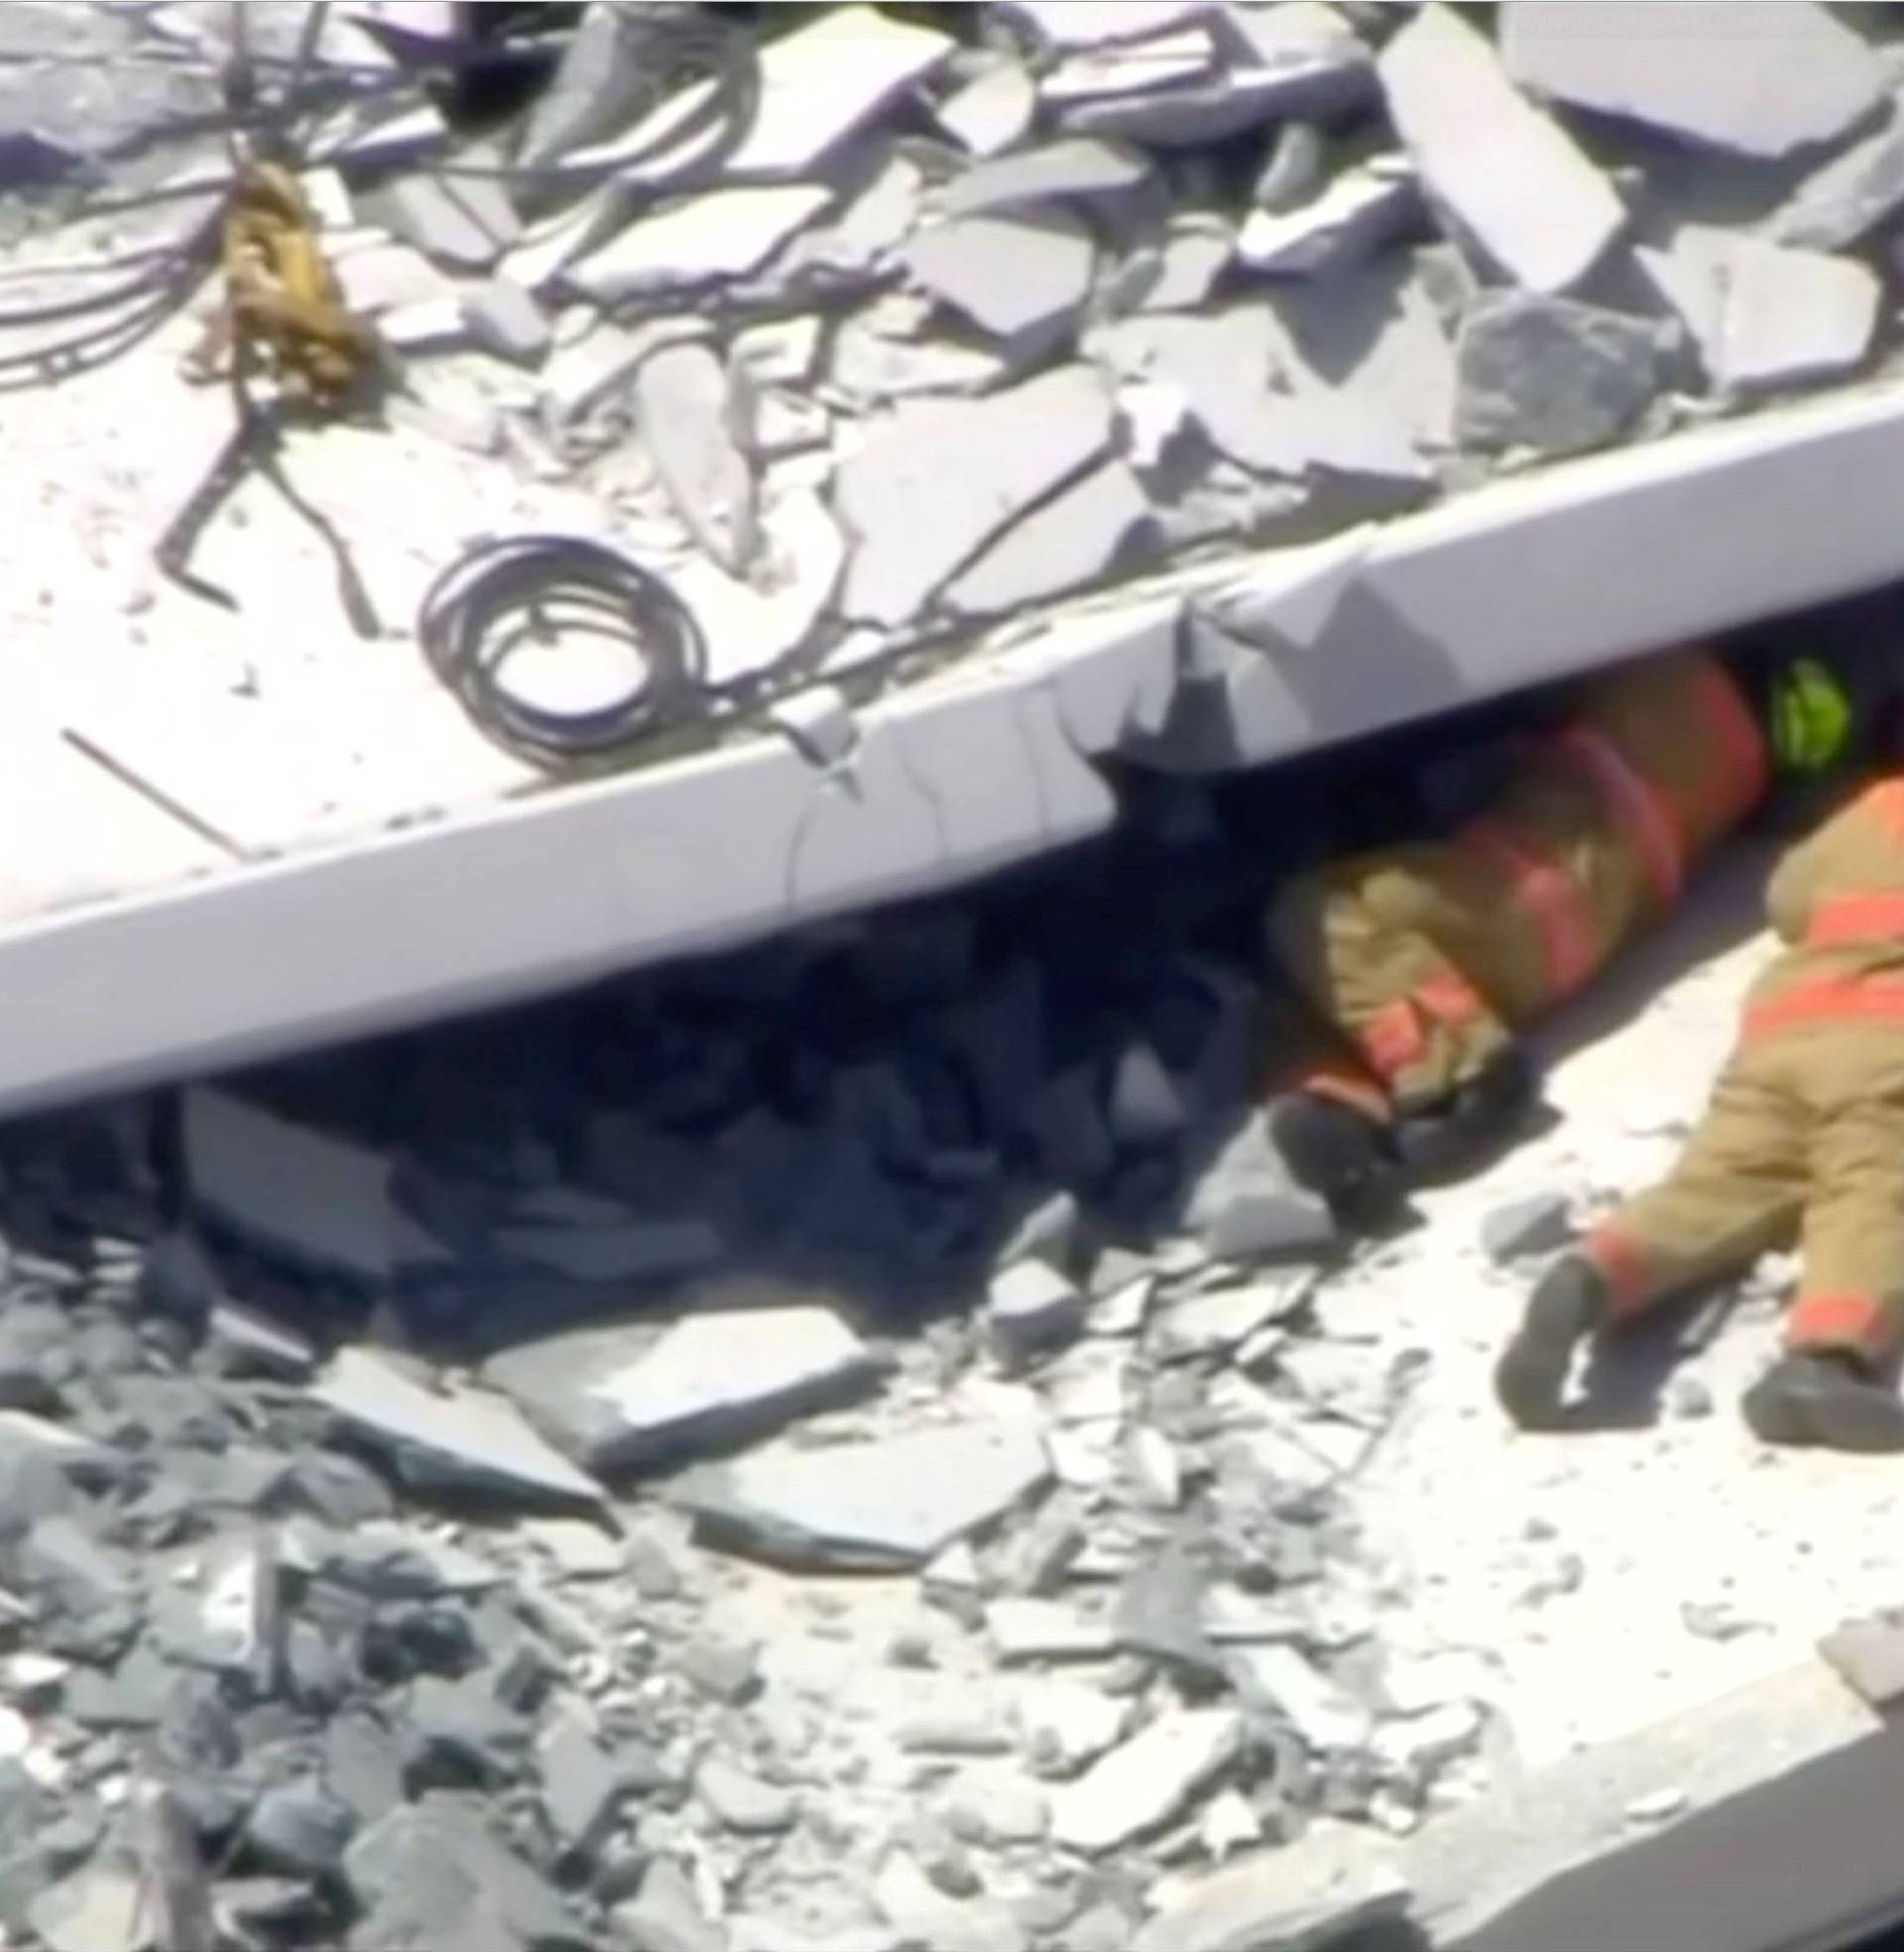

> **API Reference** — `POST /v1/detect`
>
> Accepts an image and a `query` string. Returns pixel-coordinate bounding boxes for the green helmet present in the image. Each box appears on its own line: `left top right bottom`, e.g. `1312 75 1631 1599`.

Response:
1767 656 1854 778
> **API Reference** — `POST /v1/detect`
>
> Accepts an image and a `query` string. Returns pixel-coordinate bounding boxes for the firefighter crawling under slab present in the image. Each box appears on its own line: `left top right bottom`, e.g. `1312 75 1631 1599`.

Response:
1259 633 1896 1225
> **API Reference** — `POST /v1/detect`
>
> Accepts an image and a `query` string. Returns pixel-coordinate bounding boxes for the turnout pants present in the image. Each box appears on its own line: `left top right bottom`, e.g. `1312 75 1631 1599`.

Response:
1583 1022 1904 1364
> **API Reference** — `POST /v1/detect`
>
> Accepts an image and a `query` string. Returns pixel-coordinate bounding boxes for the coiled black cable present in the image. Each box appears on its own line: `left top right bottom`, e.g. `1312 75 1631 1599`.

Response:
416 534 718 770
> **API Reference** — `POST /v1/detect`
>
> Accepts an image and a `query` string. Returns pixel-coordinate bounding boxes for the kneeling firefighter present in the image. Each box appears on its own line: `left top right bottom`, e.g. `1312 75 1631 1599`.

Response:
1260 640 1886 1223
1495 756 1904 1450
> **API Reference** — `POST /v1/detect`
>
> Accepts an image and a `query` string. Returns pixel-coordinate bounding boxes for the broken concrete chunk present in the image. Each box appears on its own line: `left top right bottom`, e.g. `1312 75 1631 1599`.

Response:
483 1302 877 1475
1378 4 1625 295
905 208 1096 349
934 59 1040 157
943 461 1156 620
1223 1 1377 115
1502 0 1886 161
723 4 954 179
311 1346 603 1505
1229 1643 1370 1752
834 364 1117 627
183 1088 392 1282
671 487 845 687
1642 226 1880 393
1004 1 1216 49
1182 1112 1335 1262
1481 1191 1575 1263
1109 1041 1188 1145
1456 293 1659 458
988 1262 1088 1366
1044 27 1219 103
769 684 858 770
679 1420 1050 1570
460 277 550 365
697 1757 798 1835
359 168 517 271
1768 100 1904 251
1050 1708 1242 1852
635 339 760 575
1138 218 1235 311
989 1597 1118 1662
568 184 832 303
29 1866 145 1952
1151 1274 1310 1361
944 139 1152 217
516 3 656 168
1819 1616 1904 1708
1131 1817 1409 1952
1238 164 1416 277
1018 1678 1129 1775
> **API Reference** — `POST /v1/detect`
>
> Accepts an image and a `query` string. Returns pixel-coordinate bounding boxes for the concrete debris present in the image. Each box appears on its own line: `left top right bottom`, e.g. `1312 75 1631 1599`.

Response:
944 460 1156 620
989 1597 1118 1663
678 1420 1050 1569
1049 1707 1243 1852
360 168 519 272
944 138 1153 218
988 1261 1088 1366
1481 1191 1575 1263
182 1088 393 1282
1378 4 1626 295
460 278 551 365
671 487 847 686
482 1301 878 1475
634 339 761 575
1641 226 1881 393
568 184 833 303
1151 1274 1310 1360
1137 218 1236 311
309 1346 605 1504
1238 162 1417 277
1456 293 1661 458
724 4 954 180
1044 27 1218 103
833 364 1117 627
1818 1616 1904 1708
1768 100 1904 251
1230 1643 1371 1752
1502 0 1887 161
934 59 1039 158
1182 1112 1336 1262
905 208 1096 349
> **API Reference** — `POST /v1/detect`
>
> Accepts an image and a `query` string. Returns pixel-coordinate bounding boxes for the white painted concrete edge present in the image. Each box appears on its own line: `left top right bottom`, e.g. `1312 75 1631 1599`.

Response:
8 381 1904 1111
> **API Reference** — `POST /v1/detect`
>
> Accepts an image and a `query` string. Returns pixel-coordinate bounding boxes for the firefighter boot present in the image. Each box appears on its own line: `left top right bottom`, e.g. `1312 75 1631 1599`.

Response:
1740 1350 1904 1453
1493 1253 1609 1430
1394 1046 1535 1185
1265 1092 1402 1227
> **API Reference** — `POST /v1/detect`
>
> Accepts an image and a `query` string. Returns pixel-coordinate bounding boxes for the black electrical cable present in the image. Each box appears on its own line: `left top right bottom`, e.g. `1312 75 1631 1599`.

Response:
416 535 719 770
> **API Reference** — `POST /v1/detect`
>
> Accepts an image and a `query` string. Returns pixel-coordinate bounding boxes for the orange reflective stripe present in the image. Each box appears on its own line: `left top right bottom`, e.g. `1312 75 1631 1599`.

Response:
1686 653 1769 827
1583 1222 1651 1316
1806 892 1904 948
1867 778 1904 840
1551 725 1684 908
1415 967 1488 1028
1360 999 1423 1079
1289 1064 1392 1126
1744 977 1904 1041
1459 816 1599 998
1788 1289 1889 1354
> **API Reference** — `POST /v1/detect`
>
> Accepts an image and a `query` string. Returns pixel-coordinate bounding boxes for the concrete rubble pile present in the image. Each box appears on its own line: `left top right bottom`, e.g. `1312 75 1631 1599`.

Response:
12 0 1904 709
0 786 1501 1952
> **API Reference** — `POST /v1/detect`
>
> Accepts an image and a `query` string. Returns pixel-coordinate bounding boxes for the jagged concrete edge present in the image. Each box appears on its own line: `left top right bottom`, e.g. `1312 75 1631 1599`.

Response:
1405 1642 1894 1952
1134 379 1904 773
0 603 1177 1119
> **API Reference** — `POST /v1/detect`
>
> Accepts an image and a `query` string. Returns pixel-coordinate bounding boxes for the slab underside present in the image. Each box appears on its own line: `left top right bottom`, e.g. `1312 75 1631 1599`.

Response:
7 331 1904 1115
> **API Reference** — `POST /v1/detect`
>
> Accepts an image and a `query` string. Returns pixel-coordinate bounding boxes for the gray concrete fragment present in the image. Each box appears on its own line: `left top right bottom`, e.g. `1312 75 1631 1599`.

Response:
482 1302 878 1475
537 1716 627 1856
516 3 655 168
1238 163 1416 277
310 1346 604 1505
1132 1818 1409 1952
670 488 845 687
943 462 1155 620
1150 1275 1310 1361
460 278 550 365
1641 227 1880 393
1769 100 1904 250
1229 1643 1371 1751
678 1420 1050 1570
989 1261 1088 1365
697 1757 797 1835
1378 4 1626 294
1049 1708 1243 1852
182 1088 391 1282
723 4 954 179
1042 26 1218 103
1819 1616 1904 1708
1482 1191 1575 1263
1003 1 1216 48
769 684 858 770
905 208 1096 347
614 1860 724 1952
1182 1112 1335 1262
1456 293 1659 457
635 340 760 575
1254 121 1327 213
934 59 1038 157
944 139 1152 217
568 184 832 303
1502 0 1886 160
1109 1041 1188 1144
1139 218 1235 311
496 1185 723 1285
360 169 517 271
834 365 1117 627
29 1867 145 1952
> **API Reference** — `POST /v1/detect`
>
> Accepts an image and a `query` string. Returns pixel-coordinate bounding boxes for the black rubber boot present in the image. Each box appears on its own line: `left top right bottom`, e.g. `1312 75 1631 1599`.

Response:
1393 1047 1535 1185
1493 1254 1609 1430
1740 1350 1904 1453
1265 1092 1402 1226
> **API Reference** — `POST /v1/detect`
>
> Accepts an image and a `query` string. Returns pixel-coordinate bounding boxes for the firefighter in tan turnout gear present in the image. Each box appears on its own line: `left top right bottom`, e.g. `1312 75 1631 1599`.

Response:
1496 766 1904 1450
1264 646 1776 1218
